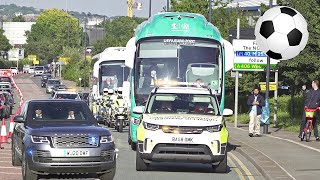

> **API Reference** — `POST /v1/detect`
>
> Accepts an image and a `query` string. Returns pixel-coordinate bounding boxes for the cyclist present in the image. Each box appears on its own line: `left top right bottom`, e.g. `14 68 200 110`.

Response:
299 80 320 141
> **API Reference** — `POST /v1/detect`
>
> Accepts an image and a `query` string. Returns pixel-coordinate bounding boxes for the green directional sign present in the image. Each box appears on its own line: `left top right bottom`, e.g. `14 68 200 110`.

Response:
234 63 278 71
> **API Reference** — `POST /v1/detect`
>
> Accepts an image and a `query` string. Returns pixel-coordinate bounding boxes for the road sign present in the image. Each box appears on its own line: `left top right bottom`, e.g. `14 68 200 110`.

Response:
59 57 70 65
28 55 39 64
233 39 279 71
259 82 277 91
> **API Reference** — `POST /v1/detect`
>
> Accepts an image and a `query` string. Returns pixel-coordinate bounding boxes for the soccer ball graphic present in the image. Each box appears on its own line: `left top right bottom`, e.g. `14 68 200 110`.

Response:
255 6 309 60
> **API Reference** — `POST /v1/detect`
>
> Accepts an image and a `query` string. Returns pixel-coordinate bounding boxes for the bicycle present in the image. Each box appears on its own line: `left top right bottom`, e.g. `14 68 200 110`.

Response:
301 107 319 142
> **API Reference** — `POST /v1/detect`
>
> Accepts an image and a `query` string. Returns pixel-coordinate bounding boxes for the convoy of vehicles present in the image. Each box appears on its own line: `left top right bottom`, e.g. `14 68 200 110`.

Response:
125 12 234 150
8 11 237 178
11 100 117 180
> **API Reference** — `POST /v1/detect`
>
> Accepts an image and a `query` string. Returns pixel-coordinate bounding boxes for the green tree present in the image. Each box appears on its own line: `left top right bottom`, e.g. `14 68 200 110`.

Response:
24 9 82 64
93 16 145 54
276 0 320 94
12 15 26 22
0 29 12 52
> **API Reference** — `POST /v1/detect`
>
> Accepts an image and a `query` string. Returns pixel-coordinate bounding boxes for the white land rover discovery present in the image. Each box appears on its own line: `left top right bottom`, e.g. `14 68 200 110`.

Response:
134 85 233 173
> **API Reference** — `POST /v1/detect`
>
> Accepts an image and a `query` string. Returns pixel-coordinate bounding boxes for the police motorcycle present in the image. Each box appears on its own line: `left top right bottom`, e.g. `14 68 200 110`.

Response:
104 89 117 127
112 87 129 132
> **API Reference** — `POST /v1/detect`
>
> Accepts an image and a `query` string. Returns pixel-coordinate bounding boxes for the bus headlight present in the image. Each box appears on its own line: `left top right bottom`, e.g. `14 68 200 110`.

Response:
131 117 140 125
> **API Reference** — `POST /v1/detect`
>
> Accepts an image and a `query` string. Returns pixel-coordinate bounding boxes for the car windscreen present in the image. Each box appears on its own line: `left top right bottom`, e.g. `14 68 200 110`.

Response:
47 80 60 85
146 93 220 115
35 66 44 70
26 101 95 125
55 94 79 99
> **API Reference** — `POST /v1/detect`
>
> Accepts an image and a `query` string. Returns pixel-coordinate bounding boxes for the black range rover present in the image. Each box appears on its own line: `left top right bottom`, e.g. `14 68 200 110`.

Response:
11 100 117 180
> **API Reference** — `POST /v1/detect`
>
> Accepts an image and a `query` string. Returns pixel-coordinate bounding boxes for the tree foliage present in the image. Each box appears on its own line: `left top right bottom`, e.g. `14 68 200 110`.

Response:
12 15 26 22
276 0 320 93
0 29 12 52
93 17 145 54
24 9 82 64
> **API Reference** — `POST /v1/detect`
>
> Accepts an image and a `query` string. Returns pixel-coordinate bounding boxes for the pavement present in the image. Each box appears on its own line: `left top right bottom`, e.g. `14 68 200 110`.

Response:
228 123 320 180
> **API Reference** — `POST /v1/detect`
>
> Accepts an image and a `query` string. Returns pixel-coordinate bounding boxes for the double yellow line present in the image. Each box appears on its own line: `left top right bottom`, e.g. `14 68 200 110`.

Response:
228 152 255 180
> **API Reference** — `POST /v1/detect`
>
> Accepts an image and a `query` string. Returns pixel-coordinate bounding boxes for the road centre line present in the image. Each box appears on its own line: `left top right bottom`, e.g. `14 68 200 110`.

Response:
229 152 255 180
228 157 245 180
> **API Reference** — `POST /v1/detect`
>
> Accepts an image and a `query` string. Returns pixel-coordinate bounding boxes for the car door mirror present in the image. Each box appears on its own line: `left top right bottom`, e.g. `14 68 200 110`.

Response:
133 106 145 114
223 109 233 116
14 116 24 123
95 115 104 124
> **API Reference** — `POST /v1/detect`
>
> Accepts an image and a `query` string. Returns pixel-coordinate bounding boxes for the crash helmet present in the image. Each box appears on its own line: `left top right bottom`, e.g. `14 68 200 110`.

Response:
117 87 123 95
107 89 114 95
103 88 109 95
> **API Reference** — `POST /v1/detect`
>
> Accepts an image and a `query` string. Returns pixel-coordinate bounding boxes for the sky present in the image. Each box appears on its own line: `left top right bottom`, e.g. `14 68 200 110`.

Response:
0 0 246 17
0 0 168 17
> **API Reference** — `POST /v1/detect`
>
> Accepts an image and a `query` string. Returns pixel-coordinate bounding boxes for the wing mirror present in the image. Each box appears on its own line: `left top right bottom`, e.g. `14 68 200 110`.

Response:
223 108 233 116
14 116 24 123
133 106 145 114
95 115 104 124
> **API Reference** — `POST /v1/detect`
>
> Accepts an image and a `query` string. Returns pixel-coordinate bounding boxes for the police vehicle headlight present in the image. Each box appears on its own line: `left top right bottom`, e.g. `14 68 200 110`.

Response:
100 135 113 143
131 117 140 125
118 107 124 113
31 136 50 144
206 124 223 133
143 122 160 131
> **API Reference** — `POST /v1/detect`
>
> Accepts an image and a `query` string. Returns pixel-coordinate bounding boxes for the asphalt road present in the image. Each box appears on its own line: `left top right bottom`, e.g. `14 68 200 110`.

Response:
0 73 265 180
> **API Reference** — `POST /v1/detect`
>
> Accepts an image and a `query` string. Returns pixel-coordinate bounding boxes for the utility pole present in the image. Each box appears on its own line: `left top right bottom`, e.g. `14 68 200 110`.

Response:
208 0 213 23
149 0 152 18
84 16 87 90
263 0 273 134
167 0 170 12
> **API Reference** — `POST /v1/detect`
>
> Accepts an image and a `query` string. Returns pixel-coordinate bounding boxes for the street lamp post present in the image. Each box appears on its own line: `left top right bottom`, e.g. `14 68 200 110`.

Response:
149 0 152 18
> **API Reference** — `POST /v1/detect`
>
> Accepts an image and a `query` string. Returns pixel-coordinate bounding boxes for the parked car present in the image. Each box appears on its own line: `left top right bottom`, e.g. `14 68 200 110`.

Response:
52 91 81 100
11 100 117 180
0 76 13 86
46 79 61 94
28 67 35 74
10 67 18 75
34 66 45 76
23 65 31 73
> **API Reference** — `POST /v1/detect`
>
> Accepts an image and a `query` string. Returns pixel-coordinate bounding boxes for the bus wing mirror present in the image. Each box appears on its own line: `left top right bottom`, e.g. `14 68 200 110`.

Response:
125 37 136 69
223 39 234 72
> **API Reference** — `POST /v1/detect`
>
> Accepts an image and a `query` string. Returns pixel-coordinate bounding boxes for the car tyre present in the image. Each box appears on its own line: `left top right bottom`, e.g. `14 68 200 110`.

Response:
131 141 136 151
213 153 227 173
118 120 123 132
98 164 116 180
11 138 22 166
136 149 148 171
22 152 38 180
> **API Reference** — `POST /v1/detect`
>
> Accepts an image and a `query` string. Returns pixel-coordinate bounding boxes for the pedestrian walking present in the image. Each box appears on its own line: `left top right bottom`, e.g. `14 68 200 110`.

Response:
247 87 265 137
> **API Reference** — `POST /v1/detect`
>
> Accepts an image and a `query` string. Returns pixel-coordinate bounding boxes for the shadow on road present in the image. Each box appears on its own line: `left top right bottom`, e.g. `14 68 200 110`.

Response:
145 162 232 174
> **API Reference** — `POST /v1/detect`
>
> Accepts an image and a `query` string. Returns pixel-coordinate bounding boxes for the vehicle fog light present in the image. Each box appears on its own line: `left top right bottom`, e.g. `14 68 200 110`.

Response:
26 147 33 156
115 148 119 159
